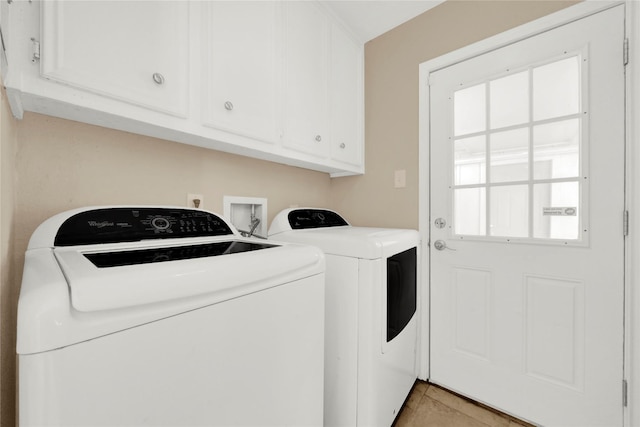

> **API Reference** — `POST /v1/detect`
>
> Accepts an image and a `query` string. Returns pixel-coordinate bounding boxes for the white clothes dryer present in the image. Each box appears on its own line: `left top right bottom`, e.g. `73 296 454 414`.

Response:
269 208 420 427
18 206 325 427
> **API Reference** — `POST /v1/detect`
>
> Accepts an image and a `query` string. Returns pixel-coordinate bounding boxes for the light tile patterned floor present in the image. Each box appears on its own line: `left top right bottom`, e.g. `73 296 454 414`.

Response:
394 381 535 427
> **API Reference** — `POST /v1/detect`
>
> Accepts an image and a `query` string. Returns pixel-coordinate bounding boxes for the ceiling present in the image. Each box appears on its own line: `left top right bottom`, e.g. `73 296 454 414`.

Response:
320 0 446 43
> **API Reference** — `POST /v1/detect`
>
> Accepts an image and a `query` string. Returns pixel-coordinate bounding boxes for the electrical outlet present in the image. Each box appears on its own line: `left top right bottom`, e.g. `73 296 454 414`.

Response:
394 170 406 188
187 193 203 209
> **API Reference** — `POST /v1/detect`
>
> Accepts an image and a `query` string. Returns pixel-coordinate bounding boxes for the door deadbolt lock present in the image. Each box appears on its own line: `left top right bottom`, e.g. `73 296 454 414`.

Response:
434 218 446 229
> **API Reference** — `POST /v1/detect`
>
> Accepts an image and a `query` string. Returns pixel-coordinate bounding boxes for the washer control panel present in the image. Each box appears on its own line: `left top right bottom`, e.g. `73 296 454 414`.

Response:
54 208 233 246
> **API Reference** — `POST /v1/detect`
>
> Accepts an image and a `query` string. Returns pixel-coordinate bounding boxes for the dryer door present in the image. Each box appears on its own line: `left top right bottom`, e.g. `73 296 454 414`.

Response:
386 246 417 342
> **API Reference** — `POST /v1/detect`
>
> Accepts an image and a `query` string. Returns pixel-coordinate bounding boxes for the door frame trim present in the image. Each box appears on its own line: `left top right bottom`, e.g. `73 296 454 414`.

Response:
418 2 637 425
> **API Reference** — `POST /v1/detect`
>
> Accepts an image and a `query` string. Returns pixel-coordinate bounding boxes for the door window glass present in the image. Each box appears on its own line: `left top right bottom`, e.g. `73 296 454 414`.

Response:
454 188 486 236
490 185 529 238
455 136 486 185
490 70 529 129
533 119 580 180
533 181 580 240
451 54 584 242
490 128 529 183
454 84 486 136
533 57 580 121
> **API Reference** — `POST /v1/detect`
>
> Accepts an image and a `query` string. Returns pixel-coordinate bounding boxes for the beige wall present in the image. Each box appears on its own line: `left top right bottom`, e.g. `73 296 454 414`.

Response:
1 86 18 427
1 1 581 426
329 0 579 229
13 113 331 251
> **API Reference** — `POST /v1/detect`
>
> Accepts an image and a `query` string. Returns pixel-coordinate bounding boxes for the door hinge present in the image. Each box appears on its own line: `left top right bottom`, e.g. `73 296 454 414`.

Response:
623 379 628 407
30 37 40 63
624 38 629 66
623 211 629 236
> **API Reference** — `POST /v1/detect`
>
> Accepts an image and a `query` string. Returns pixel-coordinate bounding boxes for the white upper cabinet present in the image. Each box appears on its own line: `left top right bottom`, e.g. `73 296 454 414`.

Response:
282 1 330 158
41 1 189 117
4 0 363 177
203 2 281 144
330 23 363 167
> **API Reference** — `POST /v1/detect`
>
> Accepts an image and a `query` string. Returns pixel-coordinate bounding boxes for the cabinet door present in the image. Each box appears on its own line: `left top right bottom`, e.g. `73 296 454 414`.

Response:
330 24 363 167
283 2 329 157
203 2 280 144
41 1 189 117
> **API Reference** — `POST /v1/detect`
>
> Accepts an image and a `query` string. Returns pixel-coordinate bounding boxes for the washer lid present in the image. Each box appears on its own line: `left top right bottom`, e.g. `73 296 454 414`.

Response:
18 240 325 354
54 238 321 312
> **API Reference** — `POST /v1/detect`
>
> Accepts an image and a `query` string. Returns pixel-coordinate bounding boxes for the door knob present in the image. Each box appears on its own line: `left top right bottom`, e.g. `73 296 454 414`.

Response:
433 240 455 251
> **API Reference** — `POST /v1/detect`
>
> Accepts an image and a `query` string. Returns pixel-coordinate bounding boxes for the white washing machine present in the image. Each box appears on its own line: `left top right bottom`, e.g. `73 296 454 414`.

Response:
17 206 325 427
269 208 420 427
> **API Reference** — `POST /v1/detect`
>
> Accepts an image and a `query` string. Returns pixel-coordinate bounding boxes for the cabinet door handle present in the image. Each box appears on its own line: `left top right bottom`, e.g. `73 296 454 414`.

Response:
340 143 346 149
152 73 165 85
315 135 322 142
224 101 234 111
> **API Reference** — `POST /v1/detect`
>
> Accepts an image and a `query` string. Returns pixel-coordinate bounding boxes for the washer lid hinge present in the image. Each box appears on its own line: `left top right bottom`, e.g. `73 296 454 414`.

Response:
624 210 629 236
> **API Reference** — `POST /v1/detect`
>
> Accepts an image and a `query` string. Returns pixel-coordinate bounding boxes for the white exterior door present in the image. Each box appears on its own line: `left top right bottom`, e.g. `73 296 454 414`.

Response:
429 6 625 426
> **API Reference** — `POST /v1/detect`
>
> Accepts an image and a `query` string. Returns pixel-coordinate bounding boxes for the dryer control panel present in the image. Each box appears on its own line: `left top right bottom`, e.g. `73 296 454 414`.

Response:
54 208 233 246
288 209 349 229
